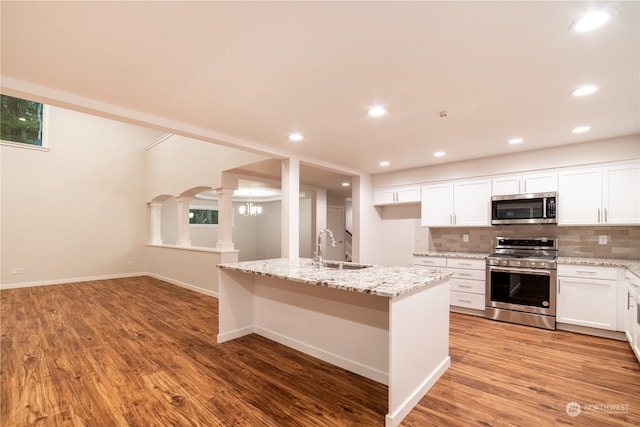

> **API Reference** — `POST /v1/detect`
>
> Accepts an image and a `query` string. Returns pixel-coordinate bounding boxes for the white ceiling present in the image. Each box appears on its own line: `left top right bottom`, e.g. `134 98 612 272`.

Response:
1 1 639 180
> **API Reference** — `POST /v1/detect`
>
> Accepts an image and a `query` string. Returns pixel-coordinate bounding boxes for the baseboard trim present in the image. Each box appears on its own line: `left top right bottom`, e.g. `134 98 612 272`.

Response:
254 326 389 385
385 356 451 427
556 322 626 341
0 272 147 290
1 273 220 300
145 273 219 298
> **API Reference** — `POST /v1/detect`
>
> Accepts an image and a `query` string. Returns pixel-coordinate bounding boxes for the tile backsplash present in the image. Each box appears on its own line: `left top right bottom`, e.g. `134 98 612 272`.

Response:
421 225 640 260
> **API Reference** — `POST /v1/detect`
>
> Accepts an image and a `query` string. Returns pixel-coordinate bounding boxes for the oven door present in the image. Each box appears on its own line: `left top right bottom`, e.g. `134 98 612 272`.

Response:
486 266 556 316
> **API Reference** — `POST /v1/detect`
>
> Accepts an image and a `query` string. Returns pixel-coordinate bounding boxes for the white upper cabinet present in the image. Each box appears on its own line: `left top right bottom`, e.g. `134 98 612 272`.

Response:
603 163 640 225
421 183 454 226
373 185 421 206
492 171 557 196
559 161 639 225
421 179 491 227
373 188 397 206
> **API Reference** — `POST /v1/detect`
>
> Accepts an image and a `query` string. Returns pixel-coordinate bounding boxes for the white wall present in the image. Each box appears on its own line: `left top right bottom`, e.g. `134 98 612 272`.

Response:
1 107 163 286
373 134 640 188
146 134 268 200
229 197 313 261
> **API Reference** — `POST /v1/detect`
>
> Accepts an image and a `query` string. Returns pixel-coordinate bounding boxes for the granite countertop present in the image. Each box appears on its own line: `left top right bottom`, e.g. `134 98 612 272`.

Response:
413 252 490 260
413 252 640 278
218 258 452 298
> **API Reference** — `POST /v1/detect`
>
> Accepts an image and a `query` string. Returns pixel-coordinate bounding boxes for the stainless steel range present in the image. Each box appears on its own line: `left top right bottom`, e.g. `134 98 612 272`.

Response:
485 237 558 330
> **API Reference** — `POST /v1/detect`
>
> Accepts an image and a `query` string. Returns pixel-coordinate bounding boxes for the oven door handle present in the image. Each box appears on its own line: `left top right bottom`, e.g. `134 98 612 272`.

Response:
488 266 553 276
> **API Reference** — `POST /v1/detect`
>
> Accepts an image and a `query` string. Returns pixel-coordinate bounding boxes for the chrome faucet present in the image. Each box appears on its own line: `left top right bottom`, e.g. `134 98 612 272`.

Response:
314 229 337 266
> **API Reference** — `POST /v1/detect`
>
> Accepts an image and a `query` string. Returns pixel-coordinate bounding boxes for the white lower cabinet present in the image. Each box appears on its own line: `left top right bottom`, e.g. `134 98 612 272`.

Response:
414 256 486 312
625 273 640 362
557 265 618 331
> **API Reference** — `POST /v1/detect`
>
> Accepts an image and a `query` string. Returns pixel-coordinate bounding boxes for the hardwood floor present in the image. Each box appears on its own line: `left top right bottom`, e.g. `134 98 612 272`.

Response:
1 276 639 426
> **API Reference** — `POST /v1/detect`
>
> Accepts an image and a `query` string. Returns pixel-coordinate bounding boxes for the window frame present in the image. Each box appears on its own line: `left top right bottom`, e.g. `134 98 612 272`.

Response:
0 97 50 151
188 208 219 227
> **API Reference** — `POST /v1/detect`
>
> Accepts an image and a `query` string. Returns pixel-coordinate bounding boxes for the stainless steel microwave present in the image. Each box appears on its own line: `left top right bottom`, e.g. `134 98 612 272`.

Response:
491 192 557 225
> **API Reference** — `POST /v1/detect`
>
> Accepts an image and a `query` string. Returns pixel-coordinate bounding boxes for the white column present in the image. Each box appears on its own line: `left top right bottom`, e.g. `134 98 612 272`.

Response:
176 196 192 247
281 158 300 258
216 187 235 251
351 174 376 263
148 202 163 245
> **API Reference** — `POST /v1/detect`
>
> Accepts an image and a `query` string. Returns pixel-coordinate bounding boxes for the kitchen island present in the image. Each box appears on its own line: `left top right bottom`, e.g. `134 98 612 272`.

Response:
217 258 452 427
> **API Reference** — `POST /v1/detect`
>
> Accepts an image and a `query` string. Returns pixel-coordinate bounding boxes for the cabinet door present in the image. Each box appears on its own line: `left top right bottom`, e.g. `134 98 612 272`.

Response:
626 286 637 344
523 172 557 193
396 186 421 204
492 176 521 196
454 179 491 226
603 163 640 225
373 189 396 206
558 168 602 225
421 184 453 226
557 277 617 330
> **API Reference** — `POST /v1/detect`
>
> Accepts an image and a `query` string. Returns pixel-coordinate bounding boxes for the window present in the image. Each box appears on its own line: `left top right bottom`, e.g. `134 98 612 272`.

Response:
1 94 46 147
189 209 218 225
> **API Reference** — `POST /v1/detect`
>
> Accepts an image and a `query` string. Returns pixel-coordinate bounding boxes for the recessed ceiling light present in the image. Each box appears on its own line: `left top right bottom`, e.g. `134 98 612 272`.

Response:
289 132 303 141
341 182 350 187
571 85 599 97
508 138 524 145
434 151 446 157
368 106 387 117
572 126 591 134
379 161 390 166
570 8 616 33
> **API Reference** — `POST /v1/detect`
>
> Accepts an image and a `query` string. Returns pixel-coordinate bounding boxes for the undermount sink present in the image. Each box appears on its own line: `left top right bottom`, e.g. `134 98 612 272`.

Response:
322 261 372 270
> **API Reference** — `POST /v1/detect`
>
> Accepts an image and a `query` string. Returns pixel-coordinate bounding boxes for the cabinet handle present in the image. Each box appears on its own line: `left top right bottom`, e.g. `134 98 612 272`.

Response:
604 208 608 223
458 262 472 266
576 270 597 275
629 291 632 310
458 284 473 288
458 298 472 303
454 213 457 225
597 208 601 223
457 273 473 277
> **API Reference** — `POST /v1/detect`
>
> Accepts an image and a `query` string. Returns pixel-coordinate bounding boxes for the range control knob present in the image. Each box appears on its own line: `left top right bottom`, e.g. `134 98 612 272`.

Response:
530 262 536 268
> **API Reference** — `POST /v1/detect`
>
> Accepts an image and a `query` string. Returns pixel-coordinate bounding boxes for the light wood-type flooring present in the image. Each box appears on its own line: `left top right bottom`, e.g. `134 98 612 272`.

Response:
1 276 639 426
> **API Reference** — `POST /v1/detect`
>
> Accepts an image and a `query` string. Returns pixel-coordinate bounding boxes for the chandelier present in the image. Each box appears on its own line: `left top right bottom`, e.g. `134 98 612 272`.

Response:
238 194 263 216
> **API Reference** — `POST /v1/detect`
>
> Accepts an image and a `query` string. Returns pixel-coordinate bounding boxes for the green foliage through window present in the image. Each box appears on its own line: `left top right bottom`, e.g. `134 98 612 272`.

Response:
1 94 44 146
189 209 218 225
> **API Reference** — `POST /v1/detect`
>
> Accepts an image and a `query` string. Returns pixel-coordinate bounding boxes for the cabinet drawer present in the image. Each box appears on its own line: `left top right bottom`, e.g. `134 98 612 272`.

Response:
413 257 447 268
447 258 485 270
450 278 485 294
450 291 485 310
449 268 485 281
558 264 618 281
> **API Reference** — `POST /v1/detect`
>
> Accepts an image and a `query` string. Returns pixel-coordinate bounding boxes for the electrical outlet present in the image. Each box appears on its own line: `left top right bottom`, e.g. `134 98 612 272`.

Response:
11 267 24 275
416 234 421 241
598 235 608 245
463 234 469 242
